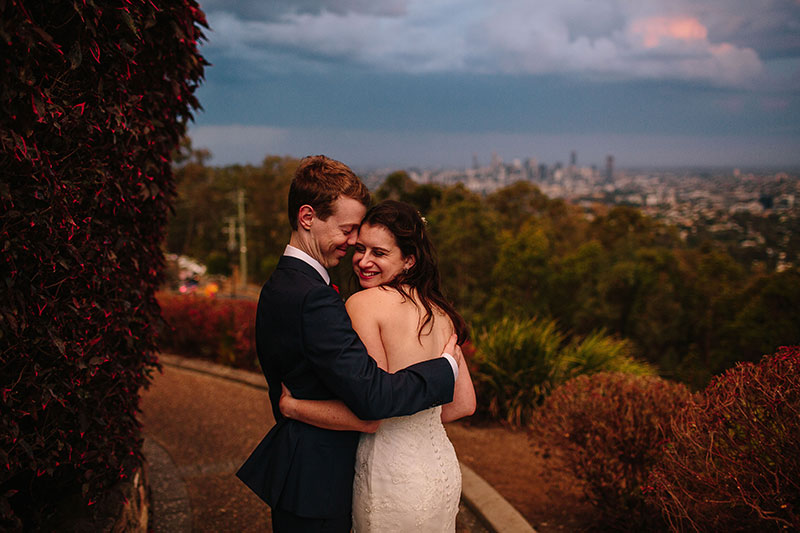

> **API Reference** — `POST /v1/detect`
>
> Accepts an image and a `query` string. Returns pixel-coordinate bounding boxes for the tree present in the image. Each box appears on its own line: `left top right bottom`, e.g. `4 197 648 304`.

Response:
719 270 800 363
590 205 679 253
427 185 499 325
549 240 607 333
244 155 298 280
486 181 550 231
678 248 747 385
584 246 690 374
165 152 299 285
167 144 230 261
375 170 442 214
488 182 590 254
626 248 688 372
487 220 552 319
375 170 416 202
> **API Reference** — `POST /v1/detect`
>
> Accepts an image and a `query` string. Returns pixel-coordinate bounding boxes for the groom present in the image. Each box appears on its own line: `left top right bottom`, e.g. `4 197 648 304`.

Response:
236 155 461 532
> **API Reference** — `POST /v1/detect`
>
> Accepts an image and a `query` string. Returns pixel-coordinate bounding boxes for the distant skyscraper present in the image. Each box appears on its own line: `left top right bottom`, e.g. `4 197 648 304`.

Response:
570 150 577 167
526 157 538 180
491 151 501 170
605 155 614 183
472 153 479 170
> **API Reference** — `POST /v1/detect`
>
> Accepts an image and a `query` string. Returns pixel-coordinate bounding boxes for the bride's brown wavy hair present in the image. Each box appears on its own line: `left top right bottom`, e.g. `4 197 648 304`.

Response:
361 200 468 343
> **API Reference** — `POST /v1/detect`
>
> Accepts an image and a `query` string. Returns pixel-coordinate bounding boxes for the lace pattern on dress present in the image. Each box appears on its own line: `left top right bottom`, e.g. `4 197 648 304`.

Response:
352 406 461 532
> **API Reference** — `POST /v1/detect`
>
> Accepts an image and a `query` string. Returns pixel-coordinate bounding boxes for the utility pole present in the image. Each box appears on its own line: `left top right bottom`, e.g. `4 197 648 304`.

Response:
224 217 237 253
237 188 247 292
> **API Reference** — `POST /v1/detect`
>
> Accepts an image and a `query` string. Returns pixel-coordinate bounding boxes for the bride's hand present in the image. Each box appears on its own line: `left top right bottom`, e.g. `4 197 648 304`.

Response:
279 383 296 419
443 333 457 355
443 333 464 367
454 343 464 368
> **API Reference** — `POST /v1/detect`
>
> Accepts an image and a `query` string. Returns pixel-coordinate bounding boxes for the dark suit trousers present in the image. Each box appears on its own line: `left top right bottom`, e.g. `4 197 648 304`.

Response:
271 507 351 533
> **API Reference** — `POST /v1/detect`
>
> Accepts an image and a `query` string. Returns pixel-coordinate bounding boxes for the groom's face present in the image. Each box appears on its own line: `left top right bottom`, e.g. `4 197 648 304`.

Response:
311 195 366 268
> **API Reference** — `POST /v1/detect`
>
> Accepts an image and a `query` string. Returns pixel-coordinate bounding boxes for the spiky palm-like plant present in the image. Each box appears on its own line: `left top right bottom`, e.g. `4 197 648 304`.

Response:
473 316 652 426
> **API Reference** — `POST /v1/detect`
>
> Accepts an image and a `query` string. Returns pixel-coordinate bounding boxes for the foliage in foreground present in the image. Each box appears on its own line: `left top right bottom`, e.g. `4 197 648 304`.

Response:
647 346 800 532
530 372 693 531
472 316 653 426
0 1 206 528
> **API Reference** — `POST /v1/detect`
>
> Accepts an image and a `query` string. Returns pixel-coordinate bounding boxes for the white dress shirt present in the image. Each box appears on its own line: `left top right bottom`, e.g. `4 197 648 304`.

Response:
284 245 330 284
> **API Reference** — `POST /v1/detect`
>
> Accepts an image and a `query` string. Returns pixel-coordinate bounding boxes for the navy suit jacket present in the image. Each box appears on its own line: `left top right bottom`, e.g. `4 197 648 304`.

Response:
236 256 455 518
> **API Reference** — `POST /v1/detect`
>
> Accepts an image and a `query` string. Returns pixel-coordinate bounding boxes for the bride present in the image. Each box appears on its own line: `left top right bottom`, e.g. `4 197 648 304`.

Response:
279 200 476 531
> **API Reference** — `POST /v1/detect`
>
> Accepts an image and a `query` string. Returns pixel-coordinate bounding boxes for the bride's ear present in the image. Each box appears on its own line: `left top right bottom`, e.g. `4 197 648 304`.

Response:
403 255 416 271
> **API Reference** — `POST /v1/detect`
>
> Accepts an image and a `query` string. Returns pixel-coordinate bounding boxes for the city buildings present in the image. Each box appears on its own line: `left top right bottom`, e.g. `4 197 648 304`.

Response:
363 154 800 272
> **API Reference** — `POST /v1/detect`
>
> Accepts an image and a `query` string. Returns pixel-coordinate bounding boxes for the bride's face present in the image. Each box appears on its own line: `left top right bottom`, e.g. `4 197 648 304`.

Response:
352 223 415 288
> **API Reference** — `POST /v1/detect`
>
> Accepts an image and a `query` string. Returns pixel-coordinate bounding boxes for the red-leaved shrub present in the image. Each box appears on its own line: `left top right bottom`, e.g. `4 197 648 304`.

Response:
1 1 206 528
530 372 692 531
647 346 800 532
157 292 258 371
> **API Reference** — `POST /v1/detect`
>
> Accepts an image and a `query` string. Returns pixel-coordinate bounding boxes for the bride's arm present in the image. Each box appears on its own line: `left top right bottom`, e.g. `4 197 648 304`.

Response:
441 344 476 423
279 384 380 433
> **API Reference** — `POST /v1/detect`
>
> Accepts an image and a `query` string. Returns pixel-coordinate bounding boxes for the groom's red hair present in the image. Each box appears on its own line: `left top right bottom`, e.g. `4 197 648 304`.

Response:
288 155 371 231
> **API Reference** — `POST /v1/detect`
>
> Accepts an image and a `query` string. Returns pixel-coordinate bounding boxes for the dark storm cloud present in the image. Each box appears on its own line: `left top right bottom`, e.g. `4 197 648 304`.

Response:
189 0 800 167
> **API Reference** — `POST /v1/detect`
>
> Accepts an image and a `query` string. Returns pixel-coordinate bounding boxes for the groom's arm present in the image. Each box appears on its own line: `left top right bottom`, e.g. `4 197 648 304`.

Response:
301 286 455 420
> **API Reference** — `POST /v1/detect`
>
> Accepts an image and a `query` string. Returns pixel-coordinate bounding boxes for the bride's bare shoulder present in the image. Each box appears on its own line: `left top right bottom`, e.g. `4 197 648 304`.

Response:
345 286 407 311
346 286 394 305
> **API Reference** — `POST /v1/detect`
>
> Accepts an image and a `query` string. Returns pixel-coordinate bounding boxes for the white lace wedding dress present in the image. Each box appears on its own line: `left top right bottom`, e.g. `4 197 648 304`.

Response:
352 405 461 532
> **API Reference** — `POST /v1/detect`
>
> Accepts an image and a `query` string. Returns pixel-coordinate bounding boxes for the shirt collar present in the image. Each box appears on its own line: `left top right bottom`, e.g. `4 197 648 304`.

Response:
283 245 331 285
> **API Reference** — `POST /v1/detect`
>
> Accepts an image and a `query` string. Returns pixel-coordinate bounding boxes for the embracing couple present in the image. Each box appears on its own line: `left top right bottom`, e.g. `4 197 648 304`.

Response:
236 155 476 532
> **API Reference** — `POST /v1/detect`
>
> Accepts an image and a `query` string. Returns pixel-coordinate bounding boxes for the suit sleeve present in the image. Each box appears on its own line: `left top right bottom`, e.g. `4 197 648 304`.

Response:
301 285 455 420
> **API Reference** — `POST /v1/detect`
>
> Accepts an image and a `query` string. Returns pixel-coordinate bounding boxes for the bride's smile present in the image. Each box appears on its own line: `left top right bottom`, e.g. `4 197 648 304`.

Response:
352 223 415 288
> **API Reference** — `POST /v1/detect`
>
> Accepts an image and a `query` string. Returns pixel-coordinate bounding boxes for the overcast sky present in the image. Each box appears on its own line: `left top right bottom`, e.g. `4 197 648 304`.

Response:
188 0 800 170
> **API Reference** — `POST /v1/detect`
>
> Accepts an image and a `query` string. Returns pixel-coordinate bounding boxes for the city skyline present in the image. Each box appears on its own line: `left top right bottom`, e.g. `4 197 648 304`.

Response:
188 0 800 169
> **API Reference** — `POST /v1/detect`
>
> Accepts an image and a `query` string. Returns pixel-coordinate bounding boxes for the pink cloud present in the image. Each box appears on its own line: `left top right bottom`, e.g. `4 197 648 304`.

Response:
630 16 708 49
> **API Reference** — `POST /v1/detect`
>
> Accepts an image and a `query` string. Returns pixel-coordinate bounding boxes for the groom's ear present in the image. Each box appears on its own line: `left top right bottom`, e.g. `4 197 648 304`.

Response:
298 205 315 231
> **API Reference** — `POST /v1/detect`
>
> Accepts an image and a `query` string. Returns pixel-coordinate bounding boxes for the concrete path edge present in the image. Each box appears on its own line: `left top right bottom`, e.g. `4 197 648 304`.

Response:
151 353 537 533
143 436 192 533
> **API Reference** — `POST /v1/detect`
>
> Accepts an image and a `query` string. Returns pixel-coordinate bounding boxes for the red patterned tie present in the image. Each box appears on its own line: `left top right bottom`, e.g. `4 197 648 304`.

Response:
331 283 339 294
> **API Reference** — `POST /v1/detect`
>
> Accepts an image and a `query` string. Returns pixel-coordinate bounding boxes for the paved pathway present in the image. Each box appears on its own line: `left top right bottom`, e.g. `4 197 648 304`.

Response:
140 355 534 532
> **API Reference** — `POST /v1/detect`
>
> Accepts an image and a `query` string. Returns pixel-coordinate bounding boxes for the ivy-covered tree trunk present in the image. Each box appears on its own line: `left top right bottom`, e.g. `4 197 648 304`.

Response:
0 1 207 527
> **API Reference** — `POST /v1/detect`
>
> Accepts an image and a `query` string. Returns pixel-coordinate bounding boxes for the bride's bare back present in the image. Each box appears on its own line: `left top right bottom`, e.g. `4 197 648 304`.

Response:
347 286 463 532
345 285 453 373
